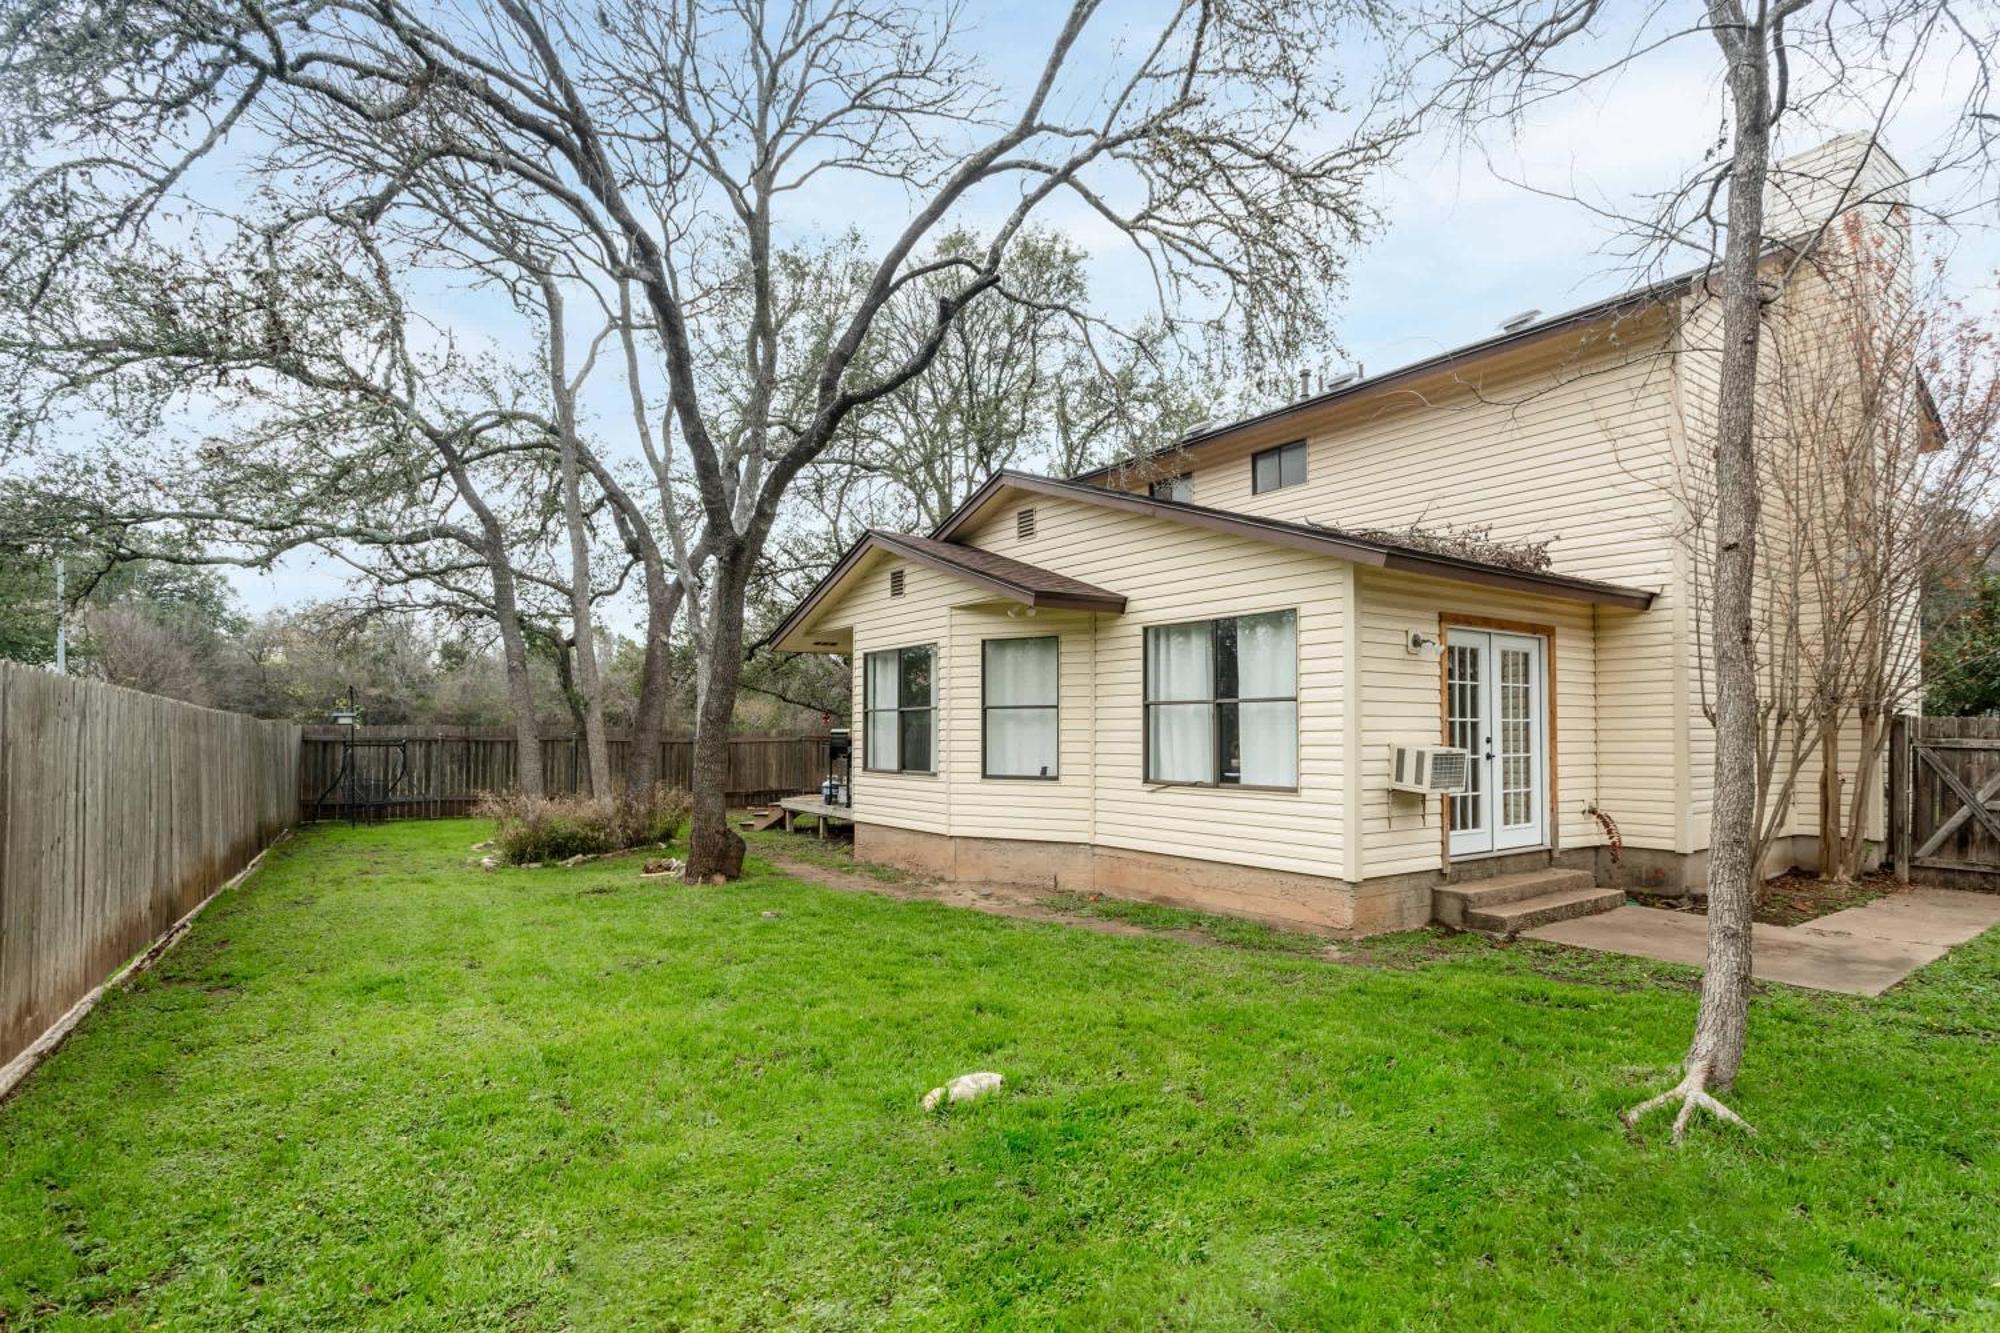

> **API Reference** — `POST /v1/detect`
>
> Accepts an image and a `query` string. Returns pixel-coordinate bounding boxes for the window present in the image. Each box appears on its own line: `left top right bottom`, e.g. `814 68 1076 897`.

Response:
864 645 935 772
1016 507 1037 539
1143 611 1297 787
888 568 905 597
1251 441 1307 494
1148 474 1194 503
983 637 1059 778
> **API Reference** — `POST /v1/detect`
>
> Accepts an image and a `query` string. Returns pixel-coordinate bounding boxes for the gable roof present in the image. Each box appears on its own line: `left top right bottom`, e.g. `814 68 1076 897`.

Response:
769 528 1127 651
1072 276 1694 485
934 472 1657 610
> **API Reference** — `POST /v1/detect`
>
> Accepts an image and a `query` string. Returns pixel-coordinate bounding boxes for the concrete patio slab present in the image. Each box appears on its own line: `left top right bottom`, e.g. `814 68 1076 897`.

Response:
1801 888 2000 949
1525 904 1954 997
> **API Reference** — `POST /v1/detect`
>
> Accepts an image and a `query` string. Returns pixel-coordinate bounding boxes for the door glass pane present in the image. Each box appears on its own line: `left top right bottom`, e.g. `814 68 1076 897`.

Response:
1499 646 1534 828
1146 703 1212 782
1145 623 1213 701
1447 640 1483 834
986 707 1058 777
986 637 1057 706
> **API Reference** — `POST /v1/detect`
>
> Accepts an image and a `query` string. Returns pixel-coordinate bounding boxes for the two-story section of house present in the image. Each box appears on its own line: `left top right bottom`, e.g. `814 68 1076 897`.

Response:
769 135 1913 936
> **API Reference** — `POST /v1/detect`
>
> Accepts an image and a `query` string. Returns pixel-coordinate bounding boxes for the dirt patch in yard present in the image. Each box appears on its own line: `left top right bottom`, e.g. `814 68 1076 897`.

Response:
1633 869 1904 927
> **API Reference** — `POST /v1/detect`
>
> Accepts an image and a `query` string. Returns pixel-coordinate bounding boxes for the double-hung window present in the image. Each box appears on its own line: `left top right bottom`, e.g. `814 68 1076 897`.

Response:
1144 611 1298 788
983 636 1059 778
1251 441 1307 493
1148 474 1194 503
864 645 936 773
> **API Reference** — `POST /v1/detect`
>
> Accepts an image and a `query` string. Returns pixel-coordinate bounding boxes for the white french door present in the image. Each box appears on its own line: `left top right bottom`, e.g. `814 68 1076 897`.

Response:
1445 629 1548 857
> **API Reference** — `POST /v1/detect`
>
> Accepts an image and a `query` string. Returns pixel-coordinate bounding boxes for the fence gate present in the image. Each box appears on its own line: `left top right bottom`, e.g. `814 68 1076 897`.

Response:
1894 715 2000 888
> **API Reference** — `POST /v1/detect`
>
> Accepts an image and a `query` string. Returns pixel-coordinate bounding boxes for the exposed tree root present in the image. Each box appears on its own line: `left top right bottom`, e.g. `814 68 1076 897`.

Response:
1620 1065 1756 1145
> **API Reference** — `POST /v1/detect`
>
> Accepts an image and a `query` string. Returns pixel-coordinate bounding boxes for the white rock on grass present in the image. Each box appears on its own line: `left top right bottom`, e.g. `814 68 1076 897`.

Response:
921 1071 1004 1112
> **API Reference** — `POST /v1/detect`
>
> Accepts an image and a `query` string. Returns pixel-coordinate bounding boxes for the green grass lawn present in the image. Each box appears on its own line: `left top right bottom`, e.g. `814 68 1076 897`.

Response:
3 821 1997 1330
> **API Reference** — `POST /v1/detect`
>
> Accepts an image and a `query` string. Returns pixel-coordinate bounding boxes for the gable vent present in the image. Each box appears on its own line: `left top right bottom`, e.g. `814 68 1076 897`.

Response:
889 568 905 597
1016 507 1037 540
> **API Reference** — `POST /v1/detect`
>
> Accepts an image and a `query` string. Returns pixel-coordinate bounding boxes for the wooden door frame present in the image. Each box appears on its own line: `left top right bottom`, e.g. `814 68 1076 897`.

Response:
1437 614 1561 869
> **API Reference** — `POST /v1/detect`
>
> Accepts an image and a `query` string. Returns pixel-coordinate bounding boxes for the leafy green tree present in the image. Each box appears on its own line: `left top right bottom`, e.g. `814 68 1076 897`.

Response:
1924 569 2000 716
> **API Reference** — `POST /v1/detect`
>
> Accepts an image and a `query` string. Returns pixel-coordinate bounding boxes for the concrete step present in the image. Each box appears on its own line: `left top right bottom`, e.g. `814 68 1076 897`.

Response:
1433 868 1597 928
1466 886 1625 936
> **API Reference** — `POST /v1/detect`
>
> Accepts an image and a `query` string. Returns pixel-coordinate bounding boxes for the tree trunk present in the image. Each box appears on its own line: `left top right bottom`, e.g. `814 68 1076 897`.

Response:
1818 717 1845 878
490 551 546 797
684 549 749 882
438 436 544 797
542 279 614 799
1625 3 1773 1141
1695 31 1774 1087
627 576 684 795
550 637 592 795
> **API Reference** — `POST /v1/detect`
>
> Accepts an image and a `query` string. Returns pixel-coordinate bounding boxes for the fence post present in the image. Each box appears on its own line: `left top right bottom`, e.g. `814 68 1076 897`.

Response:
1888 713 1912 882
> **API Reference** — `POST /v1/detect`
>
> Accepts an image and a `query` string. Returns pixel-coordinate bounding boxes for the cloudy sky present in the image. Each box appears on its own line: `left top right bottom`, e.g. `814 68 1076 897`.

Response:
216 1 2000 622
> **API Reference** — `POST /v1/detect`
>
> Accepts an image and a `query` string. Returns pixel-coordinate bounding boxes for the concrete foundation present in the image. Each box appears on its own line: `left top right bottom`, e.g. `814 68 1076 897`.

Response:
850 822 1886 934
853 822 1433 935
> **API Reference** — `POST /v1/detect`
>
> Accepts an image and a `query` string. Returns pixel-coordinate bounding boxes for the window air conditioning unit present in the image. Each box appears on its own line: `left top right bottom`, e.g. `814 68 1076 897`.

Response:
1388 744 1470 795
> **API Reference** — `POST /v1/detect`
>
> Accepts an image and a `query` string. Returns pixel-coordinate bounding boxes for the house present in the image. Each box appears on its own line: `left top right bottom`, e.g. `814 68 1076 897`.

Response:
769 136 1915 936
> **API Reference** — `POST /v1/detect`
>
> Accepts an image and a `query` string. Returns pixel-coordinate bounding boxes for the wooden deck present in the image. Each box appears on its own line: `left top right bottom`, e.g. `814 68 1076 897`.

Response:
775 795 854 838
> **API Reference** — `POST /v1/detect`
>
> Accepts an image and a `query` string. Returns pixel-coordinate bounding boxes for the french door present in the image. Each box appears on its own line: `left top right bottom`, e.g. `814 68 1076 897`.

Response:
1445 628 1548 857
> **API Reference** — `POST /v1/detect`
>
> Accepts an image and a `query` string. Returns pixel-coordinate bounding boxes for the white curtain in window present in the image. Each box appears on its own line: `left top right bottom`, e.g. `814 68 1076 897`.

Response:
866 651 901 769
986 638 1058 706
1148 704 1211 782
1235 701 1298 786
1234 611 1296 697
1145 622 1212 782
987 709 1058 777
986 638 1059 776
1145 622 1212 700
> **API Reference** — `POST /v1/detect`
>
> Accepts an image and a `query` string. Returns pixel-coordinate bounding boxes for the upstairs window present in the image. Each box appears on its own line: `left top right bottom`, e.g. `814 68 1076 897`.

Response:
1251 441 1307 494
864 645 935 773
983 636 1059 779
1144 610 1298 788
1148 474 1194 503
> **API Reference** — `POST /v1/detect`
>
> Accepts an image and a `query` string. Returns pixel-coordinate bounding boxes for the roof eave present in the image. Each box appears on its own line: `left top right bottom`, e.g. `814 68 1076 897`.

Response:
935 471 1657 610
767 526 1129 652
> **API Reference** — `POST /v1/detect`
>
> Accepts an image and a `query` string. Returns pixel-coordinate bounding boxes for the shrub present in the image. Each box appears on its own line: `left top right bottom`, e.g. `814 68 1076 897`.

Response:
476 787 693 865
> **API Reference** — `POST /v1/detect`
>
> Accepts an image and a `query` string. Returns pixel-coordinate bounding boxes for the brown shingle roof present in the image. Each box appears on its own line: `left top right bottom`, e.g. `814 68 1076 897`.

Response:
768 528 1126 651
867 532 1127 610
933 472 1657 610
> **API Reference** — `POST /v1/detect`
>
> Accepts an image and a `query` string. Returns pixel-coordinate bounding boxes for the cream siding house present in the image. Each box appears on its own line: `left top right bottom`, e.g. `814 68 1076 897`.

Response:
770 135 1916 936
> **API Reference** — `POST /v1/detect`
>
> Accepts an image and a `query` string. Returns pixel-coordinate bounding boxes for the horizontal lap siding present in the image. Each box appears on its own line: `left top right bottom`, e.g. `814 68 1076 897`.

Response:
817 554 955 835
1358 569 1603 877
945 609 1095 843
1132 336 1685 853
965 495 1347 879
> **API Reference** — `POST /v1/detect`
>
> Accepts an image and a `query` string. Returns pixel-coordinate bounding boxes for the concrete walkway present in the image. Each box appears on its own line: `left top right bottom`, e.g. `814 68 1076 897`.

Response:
1525 887 2000 996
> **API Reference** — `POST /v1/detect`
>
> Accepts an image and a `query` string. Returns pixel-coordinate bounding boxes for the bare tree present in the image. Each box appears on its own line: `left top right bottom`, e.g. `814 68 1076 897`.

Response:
0 218 586 791
2 0 1411 880
1765 246 2000 878
1424 0 1998 1140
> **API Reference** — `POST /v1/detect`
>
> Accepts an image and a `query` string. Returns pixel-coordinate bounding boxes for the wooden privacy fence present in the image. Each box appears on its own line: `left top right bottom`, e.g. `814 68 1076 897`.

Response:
299 727 829 820
0 663 299 1072
1891 715 2000 889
